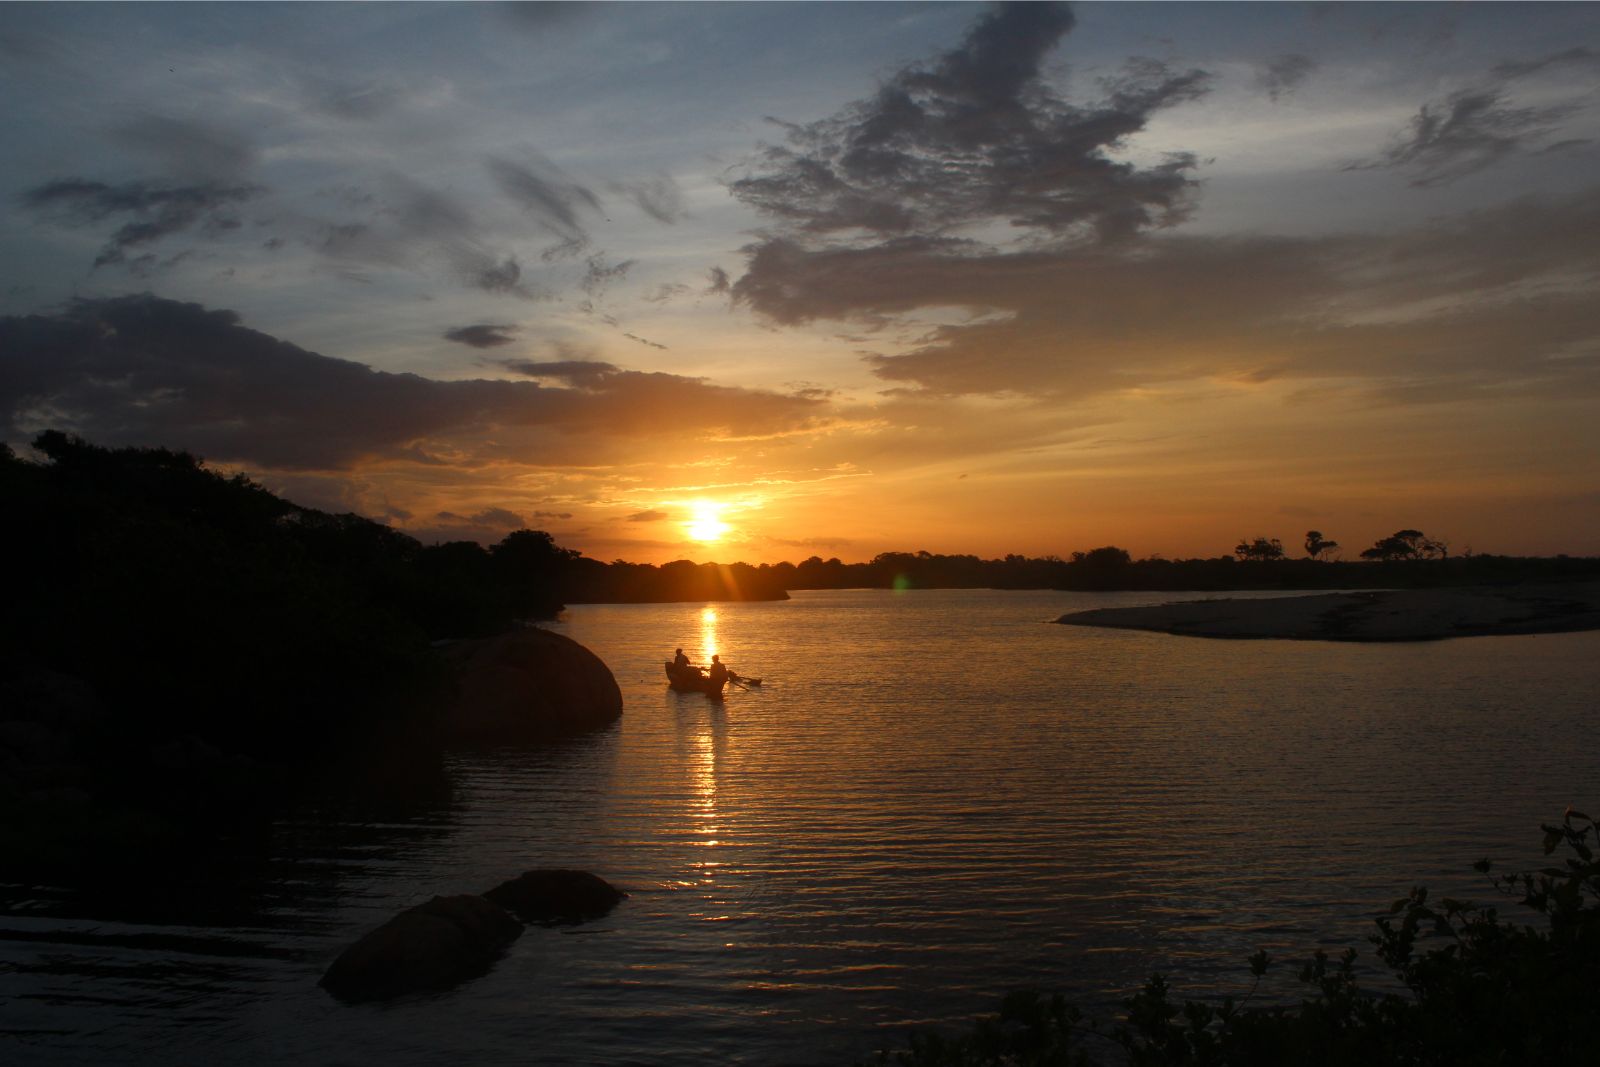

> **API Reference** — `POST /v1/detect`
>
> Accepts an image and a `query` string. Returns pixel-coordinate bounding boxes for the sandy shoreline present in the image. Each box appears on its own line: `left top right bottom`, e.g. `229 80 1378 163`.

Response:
1055 582 1600 642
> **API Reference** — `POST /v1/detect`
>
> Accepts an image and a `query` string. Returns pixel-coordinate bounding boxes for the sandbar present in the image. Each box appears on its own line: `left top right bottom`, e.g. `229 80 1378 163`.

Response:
1055 582 1600 642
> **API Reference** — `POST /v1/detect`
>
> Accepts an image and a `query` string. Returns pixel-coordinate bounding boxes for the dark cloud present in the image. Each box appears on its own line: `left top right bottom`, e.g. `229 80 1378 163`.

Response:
498 359 619 388
615 174 687 224
1492 47 1599 80
471 256 526 295
728 1 1208 246
1257 54 1316 101
726 0 1215 359
530 510 574 520
487 155 602 244
415 505 532 545
719 7 1598 420
1354 86 1577 186
0 295 825 471
445 324 520 348
21 179 261 269
627 509 669 522
500 2 592 32
111 115 258 178
838 190 1600 404
706 266 730 294
462 506 524 528
623 332 668 350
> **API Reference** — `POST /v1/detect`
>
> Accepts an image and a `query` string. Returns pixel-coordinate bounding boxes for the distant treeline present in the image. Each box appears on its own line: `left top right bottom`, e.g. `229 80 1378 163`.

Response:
762 547 1600 594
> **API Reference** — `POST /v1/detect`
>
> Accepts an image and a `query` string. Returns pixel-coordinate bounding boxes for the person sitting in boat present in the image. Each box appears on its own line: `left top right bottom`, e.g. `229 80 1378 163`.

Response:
707 655 728 688
672 648 705 678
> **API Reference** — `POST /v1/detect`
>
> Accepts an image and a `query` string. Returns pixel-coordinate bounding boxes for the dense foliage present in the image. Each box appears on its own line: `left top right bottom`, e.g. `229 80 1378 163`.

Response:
868 810 1600 1066
1 433 583 743
1 433 589 871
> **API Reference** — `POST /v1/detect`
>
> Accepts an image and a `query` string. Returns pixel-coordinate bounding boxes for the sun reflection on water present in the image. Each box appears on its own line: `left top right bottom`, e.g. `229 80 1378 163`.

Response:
699 605 719 663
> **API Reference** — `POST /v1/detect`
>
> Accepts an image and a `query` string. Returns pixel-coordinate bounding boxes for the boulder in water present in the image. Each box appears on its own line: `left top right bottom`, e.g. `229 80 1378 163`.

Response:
483 868 628 924
320 894 521 1001
443 628 622 743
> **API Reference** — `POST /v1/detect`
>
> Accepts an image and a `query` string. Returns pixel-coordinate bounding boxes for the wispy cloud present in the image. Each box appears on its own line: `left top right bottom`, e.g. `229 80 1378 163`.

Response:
21 178 261 269
614 173 686 224
315 177 537 297
1351 47 1596 187
1353 87 1576 186
487 154 602 246
1257 54 1316 102
1491 46 1599 81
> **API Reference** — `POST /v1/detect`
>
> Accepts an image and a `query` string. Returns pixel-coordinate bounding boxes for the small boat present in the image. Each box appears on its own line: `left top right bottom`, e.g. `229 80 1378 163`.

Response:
665 661 725 697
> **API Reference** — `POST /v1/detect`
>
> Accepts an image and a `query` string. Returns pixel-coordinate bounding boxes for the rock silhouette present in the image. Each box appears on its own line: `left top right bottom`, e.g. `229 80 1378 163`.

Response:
443 628 623 743
319 894 523 1002
320 870 627 1001
483 868 629 923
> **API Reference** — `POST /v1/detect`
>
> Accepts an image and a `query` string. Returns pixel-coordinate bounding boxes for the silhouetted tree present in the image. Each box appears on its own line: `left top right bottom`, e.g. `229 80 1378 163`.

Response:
492 528 579 615
1234 536 1286 561
1305 530 1339 560
1076 546 1131 568
1361 529 1447 561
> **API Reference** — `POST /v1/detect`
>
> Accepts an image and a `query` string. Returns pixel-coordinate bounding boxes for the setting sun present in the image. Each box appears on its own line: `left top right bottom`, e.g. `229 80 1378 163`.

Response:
685 500 730 543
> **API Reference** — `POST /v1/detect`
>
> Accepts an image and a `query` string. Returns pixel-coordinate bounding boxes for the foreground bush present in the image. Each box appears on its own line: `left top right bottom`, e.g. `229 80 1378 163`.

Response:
871 810 1600 1066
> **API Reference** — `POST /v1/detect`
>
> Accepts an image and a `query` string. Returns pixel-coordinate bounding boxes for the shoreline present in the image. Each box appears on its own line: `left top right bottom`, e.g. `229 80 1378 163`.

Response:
1055 581 1600 642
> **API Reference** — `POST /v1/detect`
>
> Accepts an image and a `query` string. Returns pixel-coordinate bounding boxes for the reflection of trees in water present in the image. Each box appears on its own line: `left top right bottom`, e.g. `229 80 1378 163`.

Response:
0 737 466 1028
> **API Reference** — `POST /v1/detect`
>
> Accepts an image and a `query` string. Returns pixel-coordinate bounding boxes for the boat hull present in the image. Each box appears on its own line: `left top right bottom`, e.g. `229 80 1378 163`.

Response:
665 661 726 696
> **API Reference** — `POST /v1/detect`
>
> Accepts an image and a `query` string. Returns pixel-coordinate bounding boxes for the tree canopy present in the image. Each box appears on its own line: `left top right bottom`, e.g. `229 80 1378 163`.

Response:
1360 529 1448 561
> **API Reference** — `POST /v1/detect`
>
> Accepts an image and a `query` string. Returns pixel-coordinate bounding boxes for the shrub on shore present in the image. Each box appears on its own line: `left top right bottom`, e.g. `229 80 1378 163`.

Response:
868 810 1600 1066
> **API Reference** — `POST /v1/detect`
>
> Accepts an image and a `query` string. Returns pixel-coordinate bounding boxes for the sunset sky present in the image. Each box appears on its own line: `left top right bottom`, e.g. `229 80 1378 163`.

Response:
4 1 1599 563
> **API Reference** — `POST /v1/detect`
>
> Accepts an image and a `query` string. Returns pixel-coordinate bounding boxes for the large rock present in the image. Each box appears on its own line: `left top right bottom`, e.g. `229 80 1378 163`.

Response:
320 894 522 1002
483 868 628 924
442 627 622 743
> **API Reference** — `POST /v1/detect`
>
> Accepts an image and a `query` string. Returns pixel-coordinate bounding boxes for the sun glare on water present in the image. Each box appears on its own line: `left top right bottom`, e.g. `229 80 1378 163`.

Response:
685 500 730 543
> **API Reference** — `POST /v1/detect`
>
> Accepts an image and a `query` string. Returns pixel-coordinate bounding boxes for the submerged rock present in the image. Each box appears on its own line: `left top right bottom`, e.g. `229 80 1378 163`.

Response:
442 627 622 743
483 868 628 924
319 894 522 1002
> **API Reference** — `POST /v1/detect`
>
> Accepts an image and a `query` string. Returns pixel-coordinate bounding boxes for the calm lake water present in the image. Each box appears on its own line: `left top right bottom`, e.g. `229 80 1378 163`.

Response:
5 588 1599 1065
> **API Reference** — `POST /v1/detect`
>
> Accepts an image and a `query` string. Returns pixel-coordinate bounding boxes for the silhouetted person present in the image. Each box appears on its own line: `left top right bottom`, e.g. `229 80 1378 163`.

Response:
708 655 728 688
673 647 691 669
